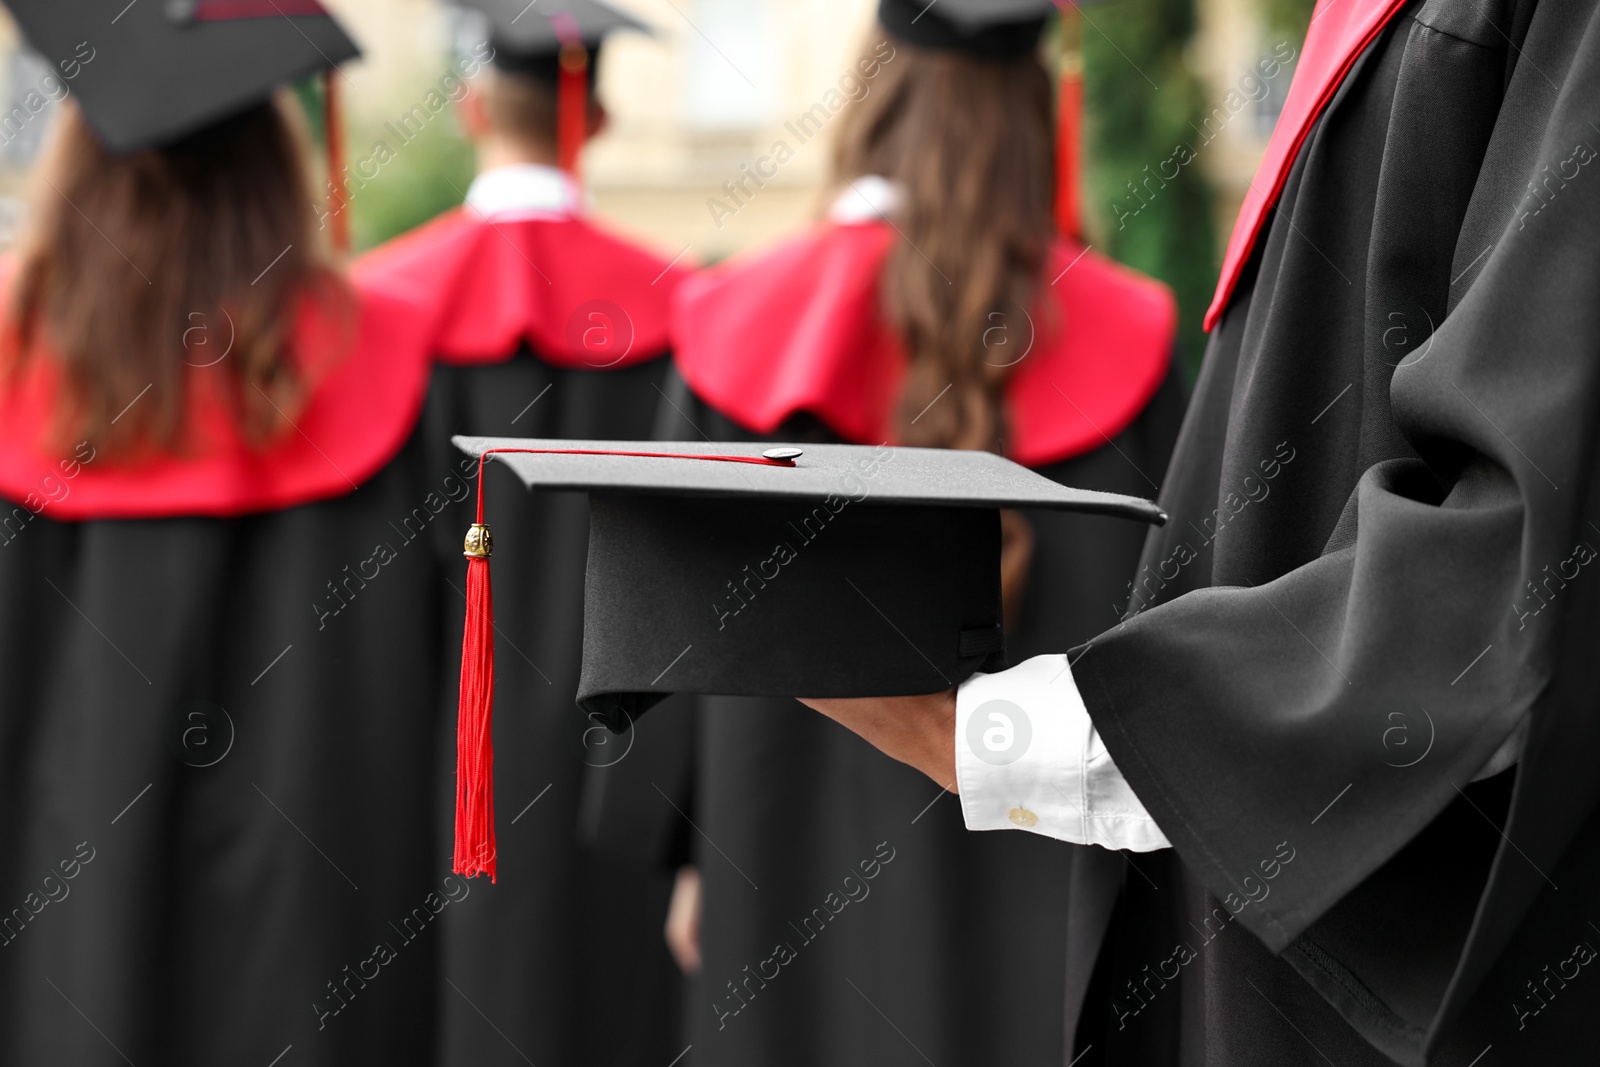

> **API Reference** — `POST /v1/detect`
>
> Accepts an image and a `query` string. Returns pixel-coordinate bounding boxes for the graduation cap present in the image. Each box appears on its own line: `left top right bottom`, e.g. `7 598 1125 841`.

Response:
4 0 360 249
876 0 1089 239
877 0 1058 56
447 438 1164 879
453 0 651 177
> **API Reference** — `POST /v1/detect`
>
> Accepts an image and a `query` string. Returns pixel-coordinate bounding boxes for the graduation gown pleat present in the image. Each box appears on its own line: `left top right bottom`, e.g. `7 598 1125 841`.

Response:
421 352 686 1067
576 216 1184 1066
1069 0 1600 1063
0 286 448 1065
355 206 692 1067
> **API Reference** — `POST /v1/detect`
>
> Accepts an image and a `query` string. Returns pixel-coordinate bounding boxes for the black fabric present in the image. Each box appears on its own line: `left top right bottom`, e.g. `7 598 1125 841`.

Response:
578 494 1002 730
5 0 357 152
1068 0 1600 1063
489 44 601 88
458 0 647 53
877 0 1050 56
578 692 698 870
457 0 646 82
0 349 684 1066
584 362 1185 1067
0 414 443 1064
422 351 685 1066
463 435 1164 517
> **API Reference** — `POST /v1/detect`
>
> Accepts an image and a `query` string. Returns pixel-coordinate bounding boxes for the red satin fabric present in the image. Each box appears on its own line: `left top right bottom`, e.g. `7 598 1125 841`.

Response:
353 208 691 369
0 273 434 519
672 223 1176 468
1204 0 1410 330
190 0 331 18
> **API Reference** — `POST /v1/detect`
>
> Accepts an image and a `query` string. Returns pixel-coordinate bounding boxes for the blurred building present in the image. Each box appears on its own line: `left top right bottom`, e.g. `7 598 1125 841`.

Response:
0 0 1299 264
329 0 888 260
1191 0 1302 251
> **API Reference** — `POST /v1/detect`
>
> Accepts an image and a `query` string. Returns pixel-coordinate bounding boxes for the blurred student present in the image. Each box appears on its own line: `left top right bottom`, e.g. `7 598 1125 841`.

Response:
0 5 451 1064
588 1 1185 1062
353 2 690 1063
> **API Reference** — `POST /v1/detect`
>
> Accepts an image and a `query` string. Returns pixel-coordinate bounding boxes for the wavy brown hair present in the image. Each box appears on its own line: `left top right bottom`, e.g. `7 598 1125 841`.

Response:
3 97 338 457
832 33 1056 452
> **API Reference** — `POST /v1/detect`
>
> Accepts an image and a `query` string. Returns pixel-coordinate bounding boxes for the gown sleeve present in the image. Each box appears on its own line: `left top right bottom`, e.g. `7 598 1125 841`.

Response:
1068 9 1600 1060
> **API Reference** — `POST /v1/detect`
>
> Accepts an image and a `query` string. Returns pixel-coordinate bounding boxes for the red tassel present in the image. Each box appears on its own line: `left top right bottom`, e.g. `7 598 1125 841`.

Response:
454 466 496 880
323 70 350 256
452 447 797 881
1055 6 1082 240
557 43 589 180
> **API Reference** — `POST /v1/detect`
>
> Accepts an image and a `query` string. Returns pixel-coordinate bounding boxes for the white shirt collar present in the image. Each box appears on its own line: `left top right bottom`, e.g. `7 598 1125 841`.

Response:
828 175 904 224
463 163 586 220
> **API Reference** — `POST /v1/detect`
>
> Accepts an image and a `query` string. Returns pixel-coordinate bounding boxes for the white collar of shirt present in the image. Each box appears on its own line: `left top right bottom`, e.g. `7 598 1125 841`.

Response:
827 175 904 225
463 163 586 221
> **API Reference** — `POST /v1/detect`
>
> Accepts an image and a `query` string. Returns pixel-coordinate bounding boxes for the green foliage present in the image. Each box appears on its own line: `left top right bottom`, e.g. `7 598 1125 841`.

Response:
1257 0 1317 45
347 102 476 251
290 78 326 144
1081 0 1217 377
288 71 475 252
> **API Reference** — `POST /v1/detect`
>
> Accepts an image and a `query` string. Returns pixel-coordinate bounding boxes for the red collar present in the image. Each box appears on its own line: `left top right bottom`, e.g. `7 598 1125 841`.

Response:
353 208 691 369
672 223 1175 468
0 279 434 519
1205 0 1411 331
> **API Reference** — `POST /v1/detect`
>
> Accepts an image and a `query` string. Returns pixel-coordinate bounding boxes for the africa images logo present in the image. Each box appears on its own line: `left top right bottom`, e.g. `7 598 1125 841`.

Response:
565 300 635 368
966 699 1032 766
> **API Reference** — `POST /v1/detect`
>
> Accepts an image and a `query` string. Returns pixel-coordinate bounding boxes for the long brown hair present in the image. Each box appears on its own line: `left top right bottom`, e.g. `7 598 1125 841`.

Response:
3 97 336 456
832 34 1056 452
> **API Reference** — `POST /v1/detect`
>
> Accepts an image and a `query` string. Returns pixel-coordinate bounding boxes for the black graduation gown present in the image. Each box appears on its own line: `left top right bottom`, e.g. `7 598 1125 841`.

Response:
0 287 449 1065
354 204 692 1066
422 352 686 1067
602 360 1185 1067
1068 1 1600 1064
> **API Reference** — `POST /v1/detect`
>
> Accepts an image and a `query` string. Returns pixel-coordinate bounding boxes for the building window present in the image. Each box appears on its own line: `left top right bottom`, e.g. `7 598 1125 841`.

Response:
680 0 782 130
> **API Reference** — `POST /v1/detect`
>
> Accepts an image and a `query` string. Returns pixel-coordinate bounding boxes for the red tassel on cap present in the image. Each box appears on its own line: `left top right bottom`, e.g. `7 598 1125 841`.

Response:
1056 61 1082 239
453 447 799 882
323 70 350 256
455 488 496 881
1055 4 1083 240
557 43 589 180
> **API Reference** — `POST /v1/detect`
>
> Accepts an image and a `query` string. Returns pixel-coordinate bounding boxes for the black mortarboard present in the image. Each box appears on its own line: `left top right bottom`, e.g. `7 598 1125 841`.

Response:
445 438 1162 880
467 437 1164 725
877 0 1060 56
2 0 359 154
454 0 649 82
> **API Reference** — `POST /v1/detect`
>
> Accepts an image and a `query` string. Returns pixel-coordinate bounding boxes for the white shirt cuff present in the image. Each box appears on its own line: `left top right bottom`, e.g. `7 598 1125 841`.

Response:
954 654 1170 852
